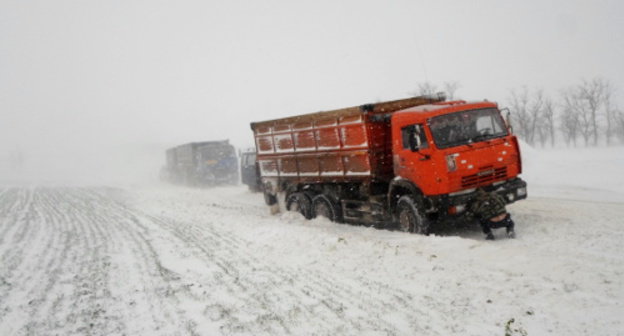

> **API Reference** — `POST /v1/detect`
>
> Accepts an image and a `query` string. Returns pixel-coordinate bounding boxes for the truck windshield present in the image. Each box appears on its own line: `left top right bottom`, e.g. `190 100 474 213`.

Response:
429 108 508 149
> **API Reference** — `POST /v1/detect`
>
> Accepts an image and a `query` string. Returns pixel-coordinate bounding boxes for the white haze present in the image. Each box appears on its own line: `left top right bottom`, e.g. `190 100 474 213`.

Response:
1 0 623 185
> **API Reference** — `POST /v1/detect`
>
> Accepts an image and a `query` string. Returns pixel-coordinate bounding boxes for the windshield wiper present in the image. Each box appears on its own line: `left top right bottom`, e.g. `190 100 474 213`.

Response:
470 134 491 143
471 132 506 143
440 133 503 148
441 139 472 148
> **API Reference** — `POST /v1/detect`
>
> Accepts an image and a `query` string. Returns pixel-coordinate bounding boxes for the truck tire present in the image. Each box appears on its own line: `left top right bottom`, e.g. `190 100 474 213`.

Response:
311 194 342 222
286 192 312 219
396 195 430 235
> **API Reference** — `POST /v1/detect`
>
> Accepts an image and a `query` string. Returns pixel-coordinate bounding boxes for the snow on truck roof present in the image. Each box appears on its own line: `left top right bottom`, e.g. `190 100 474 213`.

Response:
250 93 446 130
166 140 231 151
394 100 499 119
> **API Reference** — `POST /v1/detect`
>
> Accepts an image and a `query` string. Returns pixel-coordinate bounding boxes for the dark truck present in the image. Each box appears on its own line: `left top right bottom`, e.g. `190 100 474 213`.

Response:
164 140 238 186
240 149 262 192
250 94 527 233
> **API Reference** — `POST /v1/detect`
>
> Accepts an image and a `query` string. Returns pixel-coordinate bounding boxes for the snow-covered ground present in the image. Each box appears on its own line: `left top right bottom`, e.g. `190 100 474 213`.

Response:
0 145 623 335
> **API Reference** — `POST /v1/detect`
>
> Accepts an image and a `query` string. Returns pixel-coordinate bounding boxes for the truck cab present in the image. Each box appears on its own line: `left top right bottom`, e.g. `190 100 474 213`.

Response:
240 149 262 192
390 101 527 231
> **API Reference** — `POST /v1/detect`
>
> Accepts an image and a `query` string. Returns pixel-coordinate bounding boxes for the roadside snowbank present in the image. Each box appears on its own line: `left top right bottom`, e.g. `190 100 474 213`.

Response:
521 142 624 202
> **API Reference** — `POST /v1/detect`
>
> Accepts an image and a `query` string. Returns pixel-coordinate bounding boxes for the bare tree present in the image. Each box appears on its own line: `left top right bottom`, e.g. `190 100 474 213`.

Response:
443 81 461 100
578 78 609 146
603 82 616 145
560 88 582 146
536 95 556 147
527 89 545 145
413 81 460 100
535 115 548 147
545 97 556 147
508 87 532 143
416 82 438 96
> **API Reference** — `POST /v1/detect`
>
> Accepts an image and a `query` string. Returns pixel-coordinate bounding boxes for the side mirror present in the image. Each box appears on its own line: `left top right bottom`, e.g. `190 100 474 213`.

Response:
500 107 513 133
409 127 422 151
401 124 429 154
408 125 430 152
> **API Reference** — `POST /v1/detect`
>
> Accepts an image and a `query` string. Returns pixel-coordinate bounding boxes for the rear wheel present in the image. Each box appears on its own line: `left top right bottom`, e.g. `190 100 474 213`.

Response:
311 194 342 222
286 192 312 219
396 195 430 235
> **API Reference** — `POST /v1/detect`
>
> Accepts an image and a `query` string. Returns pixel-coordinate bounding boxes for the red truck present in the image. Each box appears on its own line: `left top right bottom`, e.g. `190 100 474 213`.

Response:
250 94 527 234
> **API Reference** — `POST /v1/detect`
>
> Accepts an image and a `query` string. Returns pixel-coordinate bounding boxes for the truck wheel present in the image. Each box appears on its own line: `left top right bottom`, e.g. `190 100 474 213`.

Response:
286 192 312 219
396 195 430 235
312 195 342 222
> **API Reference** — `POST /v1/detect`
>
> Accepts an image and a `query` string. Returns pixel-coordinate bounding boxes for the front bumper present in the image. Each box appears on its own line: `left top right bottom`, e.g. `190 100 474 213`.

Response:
434 177 528 220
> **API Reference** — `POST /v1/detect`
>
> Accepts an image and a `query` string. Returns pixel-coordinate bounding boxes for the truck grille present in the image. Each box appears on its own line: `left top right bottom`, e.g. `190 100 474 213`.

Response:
461 166 507 188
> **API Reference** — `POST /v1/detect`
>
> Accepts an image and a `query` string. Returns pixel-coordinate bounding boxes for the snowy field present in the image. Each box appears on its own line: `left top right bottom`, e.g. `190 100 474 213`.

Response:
1 145 623 335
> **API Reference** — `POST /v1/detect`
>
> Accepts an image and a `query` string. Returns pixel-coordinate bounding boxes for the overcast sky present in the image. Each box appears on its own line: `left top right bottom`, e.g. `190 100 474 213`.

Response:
1 0 623 183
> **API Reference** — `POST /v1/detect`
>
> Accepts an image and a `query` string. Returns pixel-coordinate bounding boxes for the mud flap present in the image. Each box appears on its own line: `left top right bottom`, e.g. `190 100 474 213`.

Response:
269 203 280 215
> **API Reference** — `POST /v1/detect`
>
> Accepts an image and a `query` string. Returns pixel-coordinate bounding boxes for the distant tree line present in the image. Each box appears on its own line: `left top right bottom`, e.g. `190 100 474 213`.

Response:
415 78 624 147
414 81 461 100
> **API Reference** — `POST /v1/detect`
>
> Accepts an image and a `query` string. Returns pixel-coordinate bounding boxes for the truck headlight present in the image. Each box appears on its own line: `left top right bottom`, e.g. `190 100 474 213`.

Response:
448 204 466 215
446 154 458 172
517 187 527 197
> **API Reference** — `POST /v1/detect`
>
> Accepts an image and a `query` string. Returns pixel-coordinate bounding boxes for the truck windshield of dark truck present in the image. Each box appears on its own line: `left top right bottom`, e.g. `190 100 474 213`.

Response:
429 108 508 149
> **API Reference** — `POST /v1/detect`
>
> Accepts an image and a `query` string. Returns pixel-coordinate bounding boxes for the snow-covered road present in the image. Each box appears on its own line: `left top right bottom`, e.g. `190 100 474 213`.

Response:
0 185 622 335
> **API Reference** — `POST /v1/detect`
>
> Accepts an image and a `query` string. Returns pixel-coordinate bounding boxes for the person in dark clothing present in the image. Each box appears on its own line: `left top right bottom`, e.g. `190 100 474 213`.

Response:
469 188 516 240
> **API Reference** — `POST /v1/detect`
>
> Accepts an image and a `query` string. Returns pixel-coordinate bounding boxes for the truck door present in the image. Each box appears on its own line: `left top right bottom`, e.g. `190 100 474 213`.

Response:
394 124 430 181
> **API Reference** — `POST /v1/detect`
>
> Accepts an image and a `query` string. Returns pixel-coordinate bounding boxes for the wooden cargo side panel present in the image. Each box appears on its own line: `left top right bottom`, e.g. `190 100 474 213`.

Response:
253 114 375 182
258 158 279 177
342 152 371 176
256 125 275 155
319 154 344 176
339 115 368 149
273 124 295 153
293 121 316 152
256 136 274 154
278 157 298 176
337 115 372 177
297 155 319 177
315 127 341 150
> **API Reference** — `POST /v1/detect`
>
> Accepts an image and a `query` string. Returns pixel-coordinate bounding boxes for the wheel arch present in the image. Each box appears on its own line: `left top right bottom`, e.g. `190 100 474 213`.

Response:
388 179 423 215
311 193 343 223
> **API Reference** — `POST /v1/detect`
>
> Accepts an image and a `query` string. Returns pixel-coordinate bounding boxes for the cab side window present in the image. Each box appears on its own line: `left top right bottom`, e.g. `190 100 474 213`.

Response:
401 124 428 150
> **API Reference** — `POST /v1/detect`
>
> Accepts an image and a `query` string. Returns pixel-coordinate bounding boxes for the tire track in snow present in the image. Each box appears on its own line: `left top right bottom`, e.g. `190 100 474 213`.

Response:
95 197 332 334
120 196 452 335
0 188 128 335
0 188 42 325
129 189 440 327
6 187 203 335
56 188 125 335
86 188 199 335
0 189 36 256
0 187 466 335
